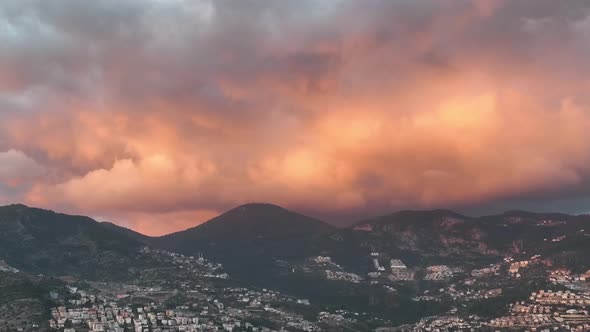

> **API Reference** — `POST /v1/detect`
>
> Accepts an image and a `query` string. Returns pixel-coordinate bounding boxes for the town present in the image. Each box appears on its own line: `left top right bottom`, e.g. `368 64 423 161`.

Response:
40 247 590 332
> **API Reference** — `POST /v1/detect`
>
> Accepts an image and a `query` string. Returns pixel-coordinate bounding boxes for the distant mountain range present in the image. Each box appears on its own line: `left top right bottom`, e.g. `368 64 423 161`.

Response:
1 203 589 281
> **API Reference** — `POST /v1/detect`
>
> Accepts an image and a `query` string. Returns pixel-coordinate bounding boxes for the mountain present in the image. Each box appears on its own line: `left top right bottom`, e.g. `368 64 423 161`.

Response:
0 203 338 281
96 204 589 273
2 202 589 281
349 209 486 256
352 209 473 232
0 204 158 280
161 203 333 239
152 203 335 268
350 208 590 267
1 203 589 330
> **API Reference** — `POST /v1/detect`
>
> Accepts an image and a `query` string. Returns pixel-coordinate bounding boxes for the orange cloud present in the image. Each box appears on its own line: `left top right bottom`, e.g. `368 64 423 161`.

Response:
1 0 590 232
0 150 45 185
102 209 221 237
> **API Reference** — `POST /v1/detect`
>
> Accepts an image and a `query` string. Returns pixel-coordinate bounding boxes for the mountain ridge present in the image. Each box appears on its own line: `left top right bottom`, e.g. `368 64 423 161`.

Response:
0 204 151 280
1 202 589 283
155 202 335 239
1 203 587 237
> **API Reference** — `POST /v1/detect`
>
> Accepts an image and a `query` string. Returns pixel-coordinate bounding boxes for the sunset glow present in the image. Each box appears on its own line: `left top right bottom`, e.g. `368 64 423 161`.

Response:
1 0 590 235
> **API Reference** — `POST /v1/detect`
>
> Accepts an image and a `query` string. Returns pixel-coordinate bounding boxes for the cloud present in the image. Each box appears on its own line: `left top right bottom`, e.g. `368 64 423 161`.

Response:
0 149 45 203
0 149 44 182
97 209 221 237
1 0 590 231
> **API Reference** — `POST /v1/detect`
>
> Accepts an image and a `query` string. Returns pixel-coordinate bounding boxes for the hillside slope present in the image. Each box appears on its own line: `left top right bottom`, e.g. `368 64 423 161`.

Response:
152 203 335 265
0 204 155 280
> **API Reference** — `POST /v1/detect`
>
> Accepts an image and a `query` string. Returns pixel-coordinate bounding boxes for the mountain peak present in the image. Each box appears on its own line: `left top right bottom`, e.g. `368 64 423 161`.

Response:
157 202 334 246
0 203 31 211
227 203 288 214
204 203 331 230
0 203 39 222
7 203 30 208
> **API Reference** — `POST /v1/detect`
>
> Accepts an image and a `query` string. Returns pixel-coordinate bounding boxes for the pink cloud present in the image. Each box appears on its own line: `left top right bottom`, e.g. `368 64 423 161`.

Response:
0 0 589 231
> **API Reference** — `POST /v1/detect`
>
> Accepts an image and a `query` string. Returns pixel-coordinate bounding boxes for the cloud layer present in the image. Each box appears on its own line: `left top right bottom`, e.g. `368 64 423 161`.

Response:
1 0 590 235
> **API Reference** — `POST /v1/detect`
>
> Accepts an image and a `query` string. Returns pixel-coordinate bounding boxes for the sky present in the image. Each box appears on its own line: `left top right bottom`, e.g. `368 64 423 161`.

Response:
1 0 590 235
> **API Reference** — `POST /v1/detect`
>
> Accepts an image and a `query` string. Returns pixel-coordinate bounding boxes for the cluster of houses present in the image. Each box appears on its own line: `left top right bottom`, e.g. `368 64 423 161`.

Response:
48 276 364 332
470 264 500 277
396 315 483 331
389 259 415 281
485 290 590 330
50 304 218 332
532 290 590 306
424 265 457 281
488 313 554 328
508 260 531 276
549 269 590 285
143 248 229 280
325 270 362 283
